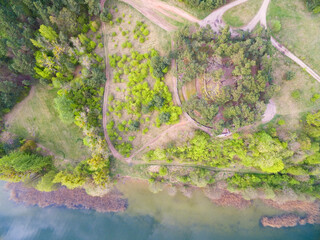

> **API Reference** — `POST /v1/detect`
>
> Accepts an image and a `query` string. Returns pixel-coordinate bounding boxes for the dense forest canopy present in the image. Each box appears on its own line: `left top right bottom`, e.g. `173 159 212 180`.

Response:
175 25 276 132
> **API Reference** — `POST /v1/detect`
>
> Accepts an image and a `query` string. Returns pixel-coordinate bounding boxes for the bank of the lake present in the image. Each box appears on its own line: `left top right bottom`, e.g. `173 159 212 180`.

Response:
0 180 320 240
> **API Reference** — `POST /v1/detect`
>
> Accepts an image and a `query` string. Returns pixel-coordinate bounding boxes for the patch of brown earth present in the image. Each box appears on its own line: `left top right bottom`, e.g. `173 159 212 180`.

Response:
260 199 320 228
6 183 128 213
261 214 301 228
211 189 252 209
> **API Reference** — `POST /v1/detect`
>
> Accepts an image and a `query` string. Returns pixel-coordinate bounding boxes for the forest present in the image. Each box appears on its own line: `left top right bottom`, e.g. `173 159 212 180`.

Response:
175 25 276 132
0 0 112 192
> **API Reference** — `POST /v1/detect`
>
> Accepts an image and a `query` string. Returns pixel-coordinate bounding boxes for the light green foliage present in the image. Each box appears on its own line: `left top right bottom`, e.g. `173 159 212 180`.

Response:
291 89 301 100
0 151 53 182
271 20 282 33
159 166 168 176
36 170 59 192
54 95 74 124
39 25 58 42
147 130 291 173
278 119 286 126
304 111 320 138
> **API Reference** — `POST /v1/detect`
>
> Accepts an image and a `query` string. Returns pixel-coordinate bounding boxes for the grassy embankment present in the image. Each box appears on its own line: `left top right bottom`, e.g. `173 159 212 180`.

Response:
5 85 90 164
267 0 320 130
223 0 264 27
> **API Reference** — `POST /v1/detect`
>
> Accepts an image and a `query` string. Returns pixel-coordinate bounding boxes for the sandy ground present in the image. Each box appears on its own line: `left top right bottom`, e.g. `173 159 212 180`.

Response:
262 99 276 123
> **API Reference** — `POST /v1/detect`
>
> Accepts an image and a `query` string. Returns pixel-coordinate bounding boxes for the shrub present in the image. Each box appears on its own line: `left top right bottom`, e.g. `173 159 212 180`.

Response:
291 89 301 100
278 119 285 126
272 20 281 33
159 166 168 176
139 37 145 43
142 29 150 36
98 43 103 48
285 71 295 80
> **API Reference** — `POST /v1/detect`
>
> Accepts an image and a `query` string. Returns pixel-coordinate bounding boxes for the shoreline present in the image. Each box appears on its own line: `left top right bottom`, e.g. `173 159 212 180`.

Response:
5 178 320 228
6 182 128 213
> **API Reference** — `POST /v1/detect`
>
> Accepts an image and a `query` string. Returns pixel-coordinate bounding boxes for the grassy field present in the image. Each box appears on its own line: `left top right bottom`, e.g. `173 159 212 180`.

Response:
5 85 90 163
223 0 264 27
271 52 320 130
267 0 320 75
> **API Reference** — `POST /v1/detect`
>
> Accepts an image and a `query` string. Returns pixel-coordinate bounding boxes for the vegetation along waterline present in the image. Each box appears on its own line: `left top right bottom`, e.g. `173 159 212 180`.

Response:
1 0 320 237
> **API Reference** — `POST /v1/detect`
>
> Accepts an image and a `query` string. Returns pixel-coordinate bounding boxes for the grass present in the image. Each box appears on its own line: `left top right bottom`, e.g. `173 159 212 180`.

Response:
223 0 264 27
5 85 90 163
267 0 320 75
109 0 171 55
182 79 197 100
271 52 320 130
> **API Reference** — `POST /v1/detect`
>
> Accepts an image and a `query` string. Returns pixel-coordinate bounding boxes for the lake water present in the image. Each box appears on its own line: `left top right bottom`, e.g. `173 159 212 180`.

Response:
0 180 319 240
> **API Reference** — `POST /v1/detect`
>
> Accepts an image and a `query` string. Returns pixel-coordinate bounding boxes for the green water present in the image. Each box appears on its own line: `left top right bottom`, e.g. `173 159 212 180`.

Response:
0 180 319 240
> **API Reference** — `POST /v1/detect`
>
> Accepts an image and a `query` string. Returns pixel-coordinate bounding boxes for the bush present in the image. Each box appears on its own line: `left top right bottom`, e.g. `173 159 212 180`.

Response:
285 71 295 80
98 43 103 48
278 119 285 126
272 20 281 33
159 166 168 176
54 95 74 124
291 89 301 100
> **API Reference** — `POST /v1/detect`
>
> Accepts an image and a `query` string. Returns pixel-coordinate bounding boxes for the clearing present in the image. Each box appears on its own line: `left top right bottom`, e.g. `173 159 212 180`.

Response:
4 85 90 163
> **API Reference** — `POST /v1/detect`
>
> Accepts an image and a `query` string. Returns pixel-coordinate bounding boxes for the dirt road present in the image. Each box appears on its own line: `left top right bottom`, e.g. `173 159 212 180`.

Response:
271 37 320 83
200 0 249 31
121 0 199 32
261 99 276 124
241 0 270 31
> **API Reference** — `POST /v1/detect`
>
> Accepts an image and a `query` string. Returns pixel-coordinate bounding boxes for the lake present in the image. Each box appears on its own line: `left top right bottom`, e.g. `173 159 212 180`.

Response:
0 180 319 240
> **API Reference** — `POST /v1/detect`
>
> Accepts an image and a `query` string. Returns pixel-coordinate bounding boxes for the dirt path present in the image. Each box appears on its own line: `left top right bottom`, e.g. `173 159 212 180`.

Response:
241 0 270 31
200 0 249 31
262 99 276 123
129 120 188 161
271 37 320 83
101 0 127 162
120 0 177 31
4 86 35 123
121 0 199 32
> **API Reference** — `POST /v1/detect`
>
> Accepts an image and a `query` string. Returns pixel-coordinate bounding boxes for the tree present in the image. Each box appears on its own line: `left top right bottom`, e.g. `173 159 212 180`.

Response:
100 8 112 22
0 151 53 182
39 25 58 42
50 8 79 36
54 95 74 124
305 111 320 138
159 112 171 124
151 55 169 78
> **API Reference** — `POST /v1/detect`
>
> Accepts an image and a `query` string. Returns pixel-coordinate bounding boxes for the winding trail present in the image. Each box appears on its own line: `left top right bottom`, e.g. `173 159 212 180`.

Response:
101 0 126 162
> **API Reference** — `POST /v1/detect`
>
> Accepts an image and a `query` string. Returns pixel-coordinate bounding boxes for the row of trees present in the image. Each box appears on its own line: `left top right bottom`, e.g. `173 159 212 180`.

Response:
179 0 226 10
143 109 320 199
